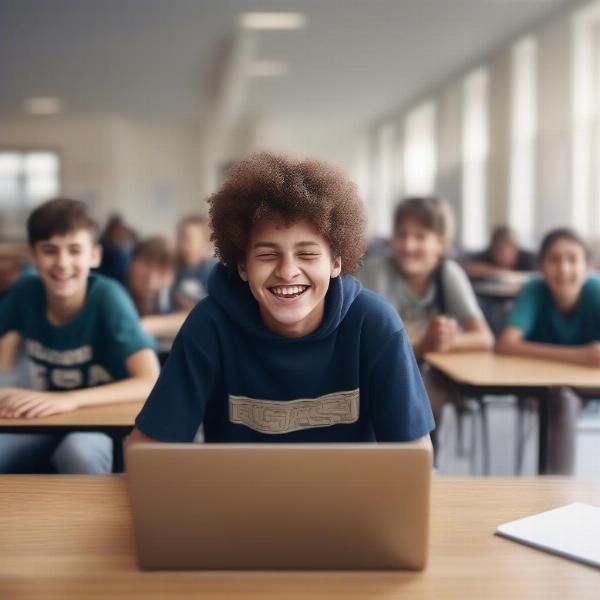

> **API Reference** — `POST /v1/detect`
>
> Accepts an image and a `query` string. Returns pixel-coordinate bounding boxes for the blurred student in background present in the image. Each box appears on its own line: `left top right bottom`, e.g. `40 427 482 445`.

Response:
496 228 600 474
360 196 493 449
0 198 159 473
96 214 138 285
126 236 186 340
0 244 27 299
171 215 217 311
462 225 536 279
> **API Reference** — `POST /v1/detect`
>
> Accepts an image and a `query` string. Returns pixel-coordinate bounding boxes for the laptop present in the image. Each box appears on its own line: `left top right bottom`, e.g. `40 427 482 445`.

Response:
126 442 432 570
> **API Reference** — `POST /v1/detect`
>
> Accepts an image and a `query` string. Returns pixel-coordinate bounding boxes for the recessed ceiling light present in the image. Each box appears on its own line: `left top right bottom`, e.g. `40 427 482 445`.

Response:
247 60 289 77
239 12 307 30
24 97 62 115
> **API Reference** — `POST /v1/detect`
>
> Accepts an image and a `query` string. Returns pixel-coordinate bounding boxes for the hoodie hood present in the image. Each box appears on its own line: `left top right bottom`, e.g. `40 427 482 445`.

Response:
207 262 362 343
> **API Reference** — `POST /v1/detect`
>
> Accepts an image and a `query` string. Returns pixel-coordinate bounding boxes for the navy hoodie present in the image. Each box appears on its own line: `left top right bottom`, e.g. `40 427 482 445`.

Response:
136 263 434 443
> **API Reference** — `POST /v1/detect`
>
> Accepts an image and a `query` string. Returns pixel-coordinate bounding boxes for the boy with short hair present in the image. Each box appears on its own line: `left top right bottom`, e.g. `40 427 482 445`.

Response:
127 236 176 319
130 152 433 446
172 215 217 311
0 198 160 473
359 197 493 451
126 236 189 342
361 197 492 359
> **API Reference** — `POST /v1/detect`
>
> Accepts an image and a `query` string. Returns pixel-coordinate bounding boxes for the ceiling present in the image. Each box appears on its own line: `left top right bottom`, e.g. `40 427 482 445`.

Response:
0 0 574 127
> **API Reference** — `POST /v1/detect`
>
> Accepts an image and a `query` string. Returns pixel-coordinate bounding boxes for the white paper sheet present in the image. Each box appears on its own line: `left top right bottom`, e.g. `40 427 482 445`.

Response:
496 502 600 568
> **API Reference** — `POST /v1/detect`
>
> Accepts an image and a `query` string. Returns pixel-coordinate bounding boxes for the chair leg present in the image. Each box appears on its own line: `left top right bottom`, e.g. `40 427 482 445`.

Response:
514 398 526 475
479 398 491 476
455 402 466 458
515 397 537 475
460 398 483 476
468 400 479 475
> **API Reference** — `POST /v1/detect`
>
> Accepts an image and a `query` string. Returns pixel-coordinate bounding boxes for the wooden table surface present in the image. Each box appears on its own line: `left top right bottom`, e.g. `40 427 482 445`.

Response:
0 476 598 599
0 400 143 428
425 351 600 389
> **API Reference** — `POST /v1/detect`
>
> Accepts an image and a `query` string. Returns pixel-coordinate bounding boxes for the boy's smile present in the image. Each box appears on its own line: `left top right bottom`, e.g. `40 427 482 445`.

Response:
269 284 309 300
238 218 341 338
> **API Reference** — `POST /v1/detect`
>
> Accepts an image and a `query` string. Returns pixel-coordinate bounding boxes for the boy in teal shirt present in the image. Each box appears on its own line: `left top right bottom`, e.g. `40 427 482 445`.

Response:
0 198 160 473
497 228 600 474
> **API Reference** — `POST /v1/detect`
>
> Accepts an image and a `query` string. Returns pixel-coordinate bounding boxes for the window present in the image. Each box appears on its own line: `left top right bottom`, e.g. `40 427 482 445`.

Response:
572 2 600 237
462 68 489 250
509 36 538 243
403 100 436 196
0 151 60 239
374 123 397 237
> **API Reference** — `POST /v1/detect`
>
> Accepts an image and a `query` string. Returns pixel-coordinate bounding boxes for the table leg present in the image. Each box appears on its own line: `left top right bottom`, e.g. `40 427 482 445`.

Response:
537 392 549 475
478 396 491 476
111 434 125 473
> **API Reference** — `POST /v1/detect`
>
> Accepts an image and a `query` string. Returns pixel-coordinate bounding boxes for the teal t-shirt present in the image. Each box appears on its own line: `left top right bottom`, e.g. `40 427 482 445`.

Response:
507 276 600 345
0 272 153 391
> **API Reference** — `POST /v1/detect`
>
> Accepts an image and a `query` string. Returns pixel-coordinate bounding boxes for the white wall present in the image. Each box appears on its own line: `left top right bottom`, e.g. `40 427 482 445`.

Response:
246 117 366 178
0 115 201 239
537 17 573 238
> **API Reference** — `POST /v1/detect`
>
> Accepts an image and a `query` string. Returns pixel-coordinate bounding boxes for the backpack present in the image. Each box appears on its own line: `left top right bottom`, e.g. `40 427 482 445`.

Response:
433 258 447 315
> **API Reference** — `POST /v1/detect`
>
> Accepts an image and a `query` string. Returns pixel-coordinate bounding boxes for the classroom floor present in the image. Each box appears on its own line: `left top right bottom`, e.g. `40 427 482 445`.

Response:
436 397 600 478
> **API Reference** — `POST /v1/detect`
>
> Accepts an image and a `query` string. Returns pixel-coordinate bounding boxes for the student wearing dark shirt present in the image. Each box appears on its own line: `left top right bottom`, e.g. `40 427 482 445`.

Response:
129 152 434 446
126 236 189 341
171 215 217 311
462 225 536 279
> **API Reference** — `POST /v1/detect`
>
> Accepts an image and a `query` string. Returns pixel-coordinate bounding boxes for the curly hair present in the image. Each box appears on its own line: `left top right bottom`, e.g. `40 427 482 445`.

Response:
208 152 367 275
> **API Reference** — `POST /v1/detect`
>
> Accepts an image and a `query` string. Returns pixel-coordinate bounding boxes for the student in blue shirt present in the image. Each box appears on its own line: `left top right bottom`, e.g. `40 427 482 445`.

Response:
130 152 434 446
171 215 217 311
496 228 600 474
0 198 160 473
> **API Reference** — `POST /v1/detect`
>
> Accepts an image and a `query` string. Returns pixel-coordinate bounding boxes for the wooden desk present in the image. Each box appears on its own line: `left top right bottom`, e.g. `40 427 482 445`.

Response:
471 272 533 300
0 476 598 599
0 401 142 472
472 279 523 299
425 352 600 474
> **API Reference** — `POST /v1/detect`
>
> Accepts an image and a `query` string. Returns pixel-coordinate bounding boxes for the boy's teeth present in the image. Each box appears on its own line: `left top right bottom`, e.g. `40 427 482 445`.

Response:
273 285 306 296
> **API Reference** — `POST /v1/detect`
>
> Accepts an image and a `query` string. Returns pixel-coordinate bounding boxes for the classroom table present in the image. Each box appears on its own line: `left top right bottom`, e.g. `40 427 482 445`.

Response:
425 351 600 475
0 476 598 599
470 272 535 335
471 270 534 296
471 277 526 300
0 401 142 472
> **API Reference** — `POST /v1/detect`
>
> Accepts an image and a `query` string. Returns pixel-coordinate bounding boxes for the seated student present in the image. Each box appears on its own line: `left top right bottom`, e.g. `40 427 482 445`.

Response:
171 215 218 311
129 152 434 447
96 214 138 285
0 243 28 299
496 228 600 475
0 246 28 384
126 237 187 340
359 197 493 446
0 198 160 473
462 225 536 279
